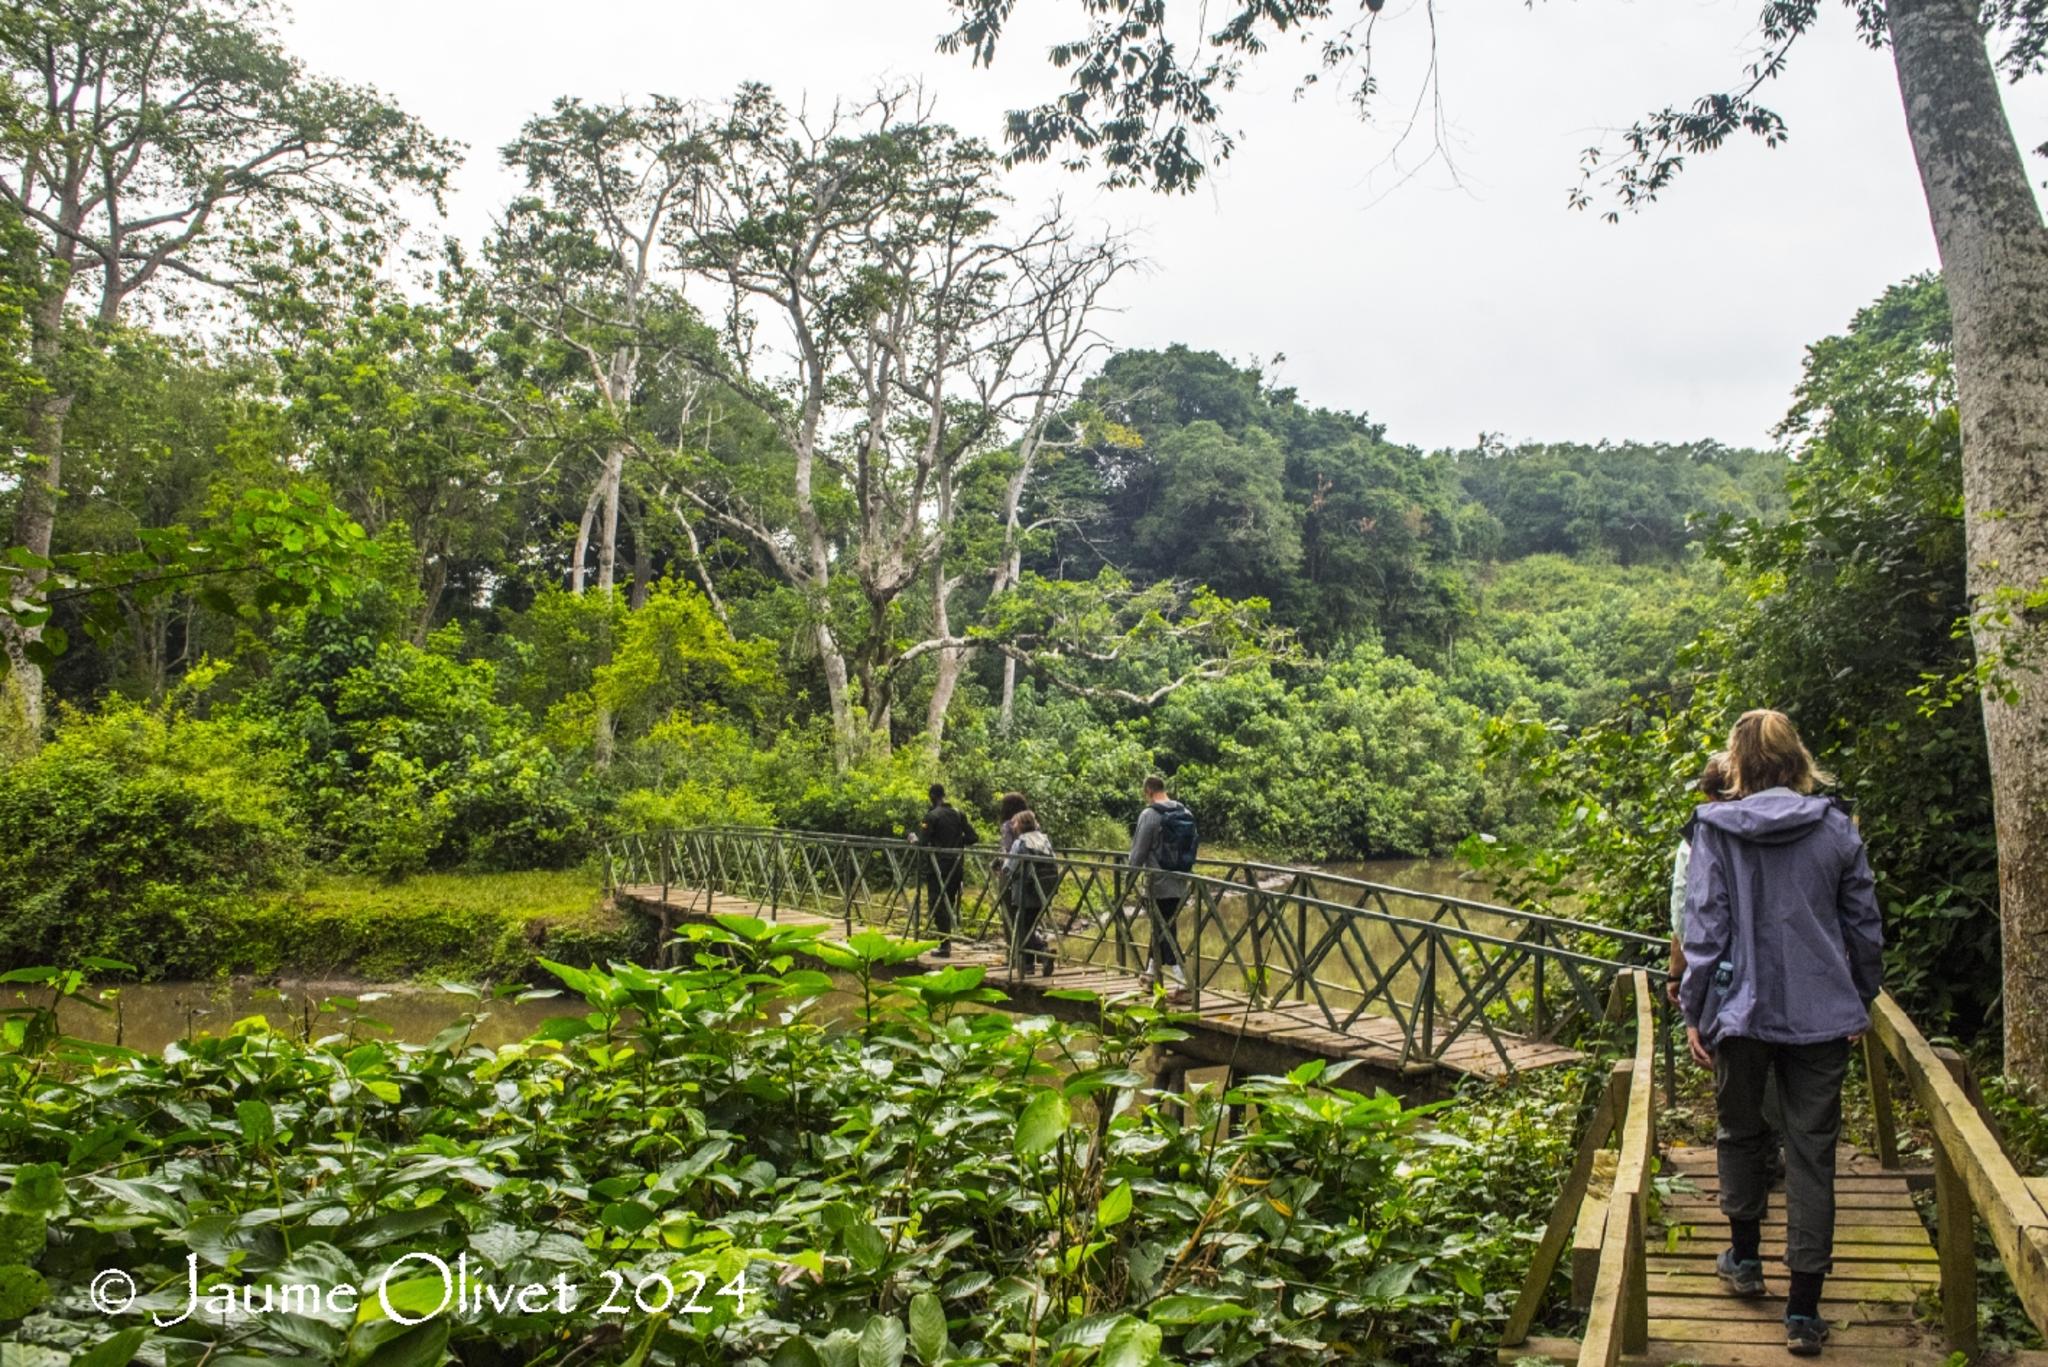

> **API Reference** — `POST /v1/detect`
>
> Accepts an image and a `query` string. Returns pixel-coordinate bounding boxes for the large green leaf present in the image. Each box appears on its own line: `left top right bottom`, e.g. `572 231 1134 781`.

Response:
1100 1317 1164 1367
858 1314 907 1367
1096 1181 1134 1230
356 1317 450 1367
907 1290 948 1364
236 1099 275 1148
70 1327 147 1367
1146 1293 1252 1325
1015 1089 1070 1158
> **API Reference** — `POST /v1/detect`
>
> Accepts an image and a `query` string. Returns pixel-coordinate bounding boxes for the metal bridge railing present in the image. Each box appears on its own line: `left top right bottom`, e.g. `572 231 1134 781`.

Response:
607 826 1669 1076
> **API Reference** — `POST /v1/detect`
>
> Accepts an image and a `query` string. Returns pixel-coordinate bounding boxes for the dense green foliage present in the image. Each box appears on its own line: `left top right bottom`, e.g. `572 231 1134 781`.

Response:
1470 276 1994 1033
0 926 1582 1365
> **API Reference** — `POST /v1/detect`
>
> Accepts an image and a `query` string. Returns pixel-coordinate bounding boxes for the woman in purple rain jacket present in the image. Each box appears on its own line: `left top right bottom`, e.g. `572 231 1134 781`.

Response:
1678 708 1883 1358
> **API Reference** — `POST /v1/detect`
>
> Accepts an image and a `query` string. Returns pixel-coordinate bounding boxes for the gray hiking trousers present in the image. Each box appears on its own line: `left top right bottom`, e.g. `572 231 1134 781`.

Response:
1713 1034 1850 1274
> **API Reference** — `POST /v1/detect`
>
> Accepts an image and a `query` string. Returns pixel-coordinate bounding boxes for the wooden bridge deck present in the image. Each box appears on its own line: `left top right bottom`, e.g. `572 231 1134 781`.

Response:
1503 978 2048 1367
615 884 1582 1085
1509 1148 1961 1366
1638 1145 1941 1366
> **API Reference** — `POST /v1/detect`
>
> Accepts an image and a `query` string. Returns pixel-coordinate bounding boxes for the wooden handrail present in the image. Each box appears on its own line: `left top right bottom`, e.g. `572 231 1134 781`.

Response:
1579 967 1656 1366
1866 990 2048 1350
1501 967 1656 1358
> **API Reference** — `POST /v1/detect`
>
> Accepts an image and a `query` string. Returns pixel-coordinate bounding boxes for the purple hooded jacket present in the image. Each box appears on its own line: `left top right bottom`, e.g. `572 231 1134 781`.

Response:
1678 787 1884 1047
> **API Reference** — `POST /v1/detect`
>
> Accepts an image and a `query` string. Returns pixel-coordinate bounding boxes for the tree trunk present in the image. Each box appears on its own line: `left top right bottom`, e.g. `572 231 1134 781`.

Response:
570 479 602 595
997 543 1025 730
415 557 448 646
999 654 1019 732
2 294 74 739
1888 0 2048 1083
816 618 857 761
596 444 625 593
672 505 728 622
926 565 967 746
628 498 653 611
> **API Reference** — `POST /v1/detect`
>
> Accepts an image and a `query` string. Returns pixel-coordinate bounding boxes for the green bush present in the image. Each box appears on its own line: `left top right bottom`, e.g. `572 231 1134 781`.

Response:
0 688 303 976
263 626 590 877
1148 644 1486 860
944 685 1152 847
770 731 937 838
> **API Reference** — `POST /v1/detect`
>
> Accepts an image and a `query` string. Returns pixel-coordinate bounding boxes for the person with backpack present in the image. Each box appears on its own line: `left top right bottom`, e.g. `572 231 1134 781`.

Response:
1003 810 1058 976
1679 709 1883 1358
1128 774 1198 1005
913 783 977 959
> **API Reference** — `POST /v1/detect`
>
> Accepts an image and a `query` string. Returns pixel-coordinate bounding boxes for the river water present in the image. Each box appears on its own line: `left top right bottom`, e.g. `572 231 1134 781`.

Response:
47 981 583 1054
31 855 1504 1055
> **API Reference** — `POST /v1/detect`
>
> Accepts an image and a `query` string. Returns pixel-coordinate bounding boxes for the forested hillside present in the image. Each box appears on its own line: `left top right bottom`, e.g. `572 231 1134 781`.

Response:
0 7 1985 1058
0 285 1775 969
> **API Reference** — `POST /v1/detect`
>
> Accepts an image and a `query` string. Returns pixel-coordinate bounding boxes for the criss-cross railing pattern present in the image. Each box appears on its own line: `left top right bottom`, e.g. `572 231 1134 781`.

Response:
607 826 1667 1074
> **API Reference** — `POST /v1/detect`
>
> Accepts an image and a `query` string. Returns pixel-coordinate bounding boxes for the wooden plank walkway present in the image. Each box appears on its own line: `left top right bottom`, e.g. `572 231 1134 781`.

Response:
1515 1146 1954 1366
614 884 1582 1086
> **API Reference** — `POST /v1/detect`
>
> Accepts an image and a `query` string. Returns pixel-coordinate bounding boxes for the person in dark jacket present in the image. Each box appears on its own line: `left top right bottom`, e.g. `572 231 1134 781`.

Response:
1679 709 1883 1357
914 784 977 958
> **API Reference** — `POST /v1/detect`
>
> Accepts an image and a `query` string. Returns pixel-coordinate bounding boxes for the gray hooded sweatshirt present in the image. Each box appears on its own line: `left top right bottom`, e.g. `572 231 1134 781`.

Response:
1678 787 1884 1048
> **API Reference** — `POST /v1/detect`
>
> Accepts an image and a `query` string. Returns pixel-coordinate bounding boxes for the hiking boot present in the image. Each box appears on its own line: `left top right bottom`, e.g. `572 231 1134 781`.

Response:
1785 1314 1829 1356
1164 984 1193 1006
1715 1247 1766 1298
933 942 952 959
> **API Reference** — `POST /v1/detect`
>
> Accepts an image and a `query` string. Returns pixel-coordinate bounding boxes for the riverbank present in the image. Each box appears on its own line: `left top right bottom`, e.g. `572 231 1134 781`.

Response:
64 869 650 986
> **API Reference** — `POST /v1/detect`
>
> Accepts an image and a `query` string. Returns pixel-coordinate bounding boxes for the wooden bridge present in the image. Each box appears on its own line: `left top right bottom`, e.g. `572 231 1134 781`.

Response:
607 826 1668 1088
609 828 2048 1359
1501 967 2048 1366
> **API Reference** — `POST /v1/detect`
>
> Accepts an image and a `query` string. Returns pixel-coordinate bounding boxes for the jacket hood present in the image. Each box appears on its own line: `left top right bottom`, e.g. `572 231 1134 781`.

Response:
1695 789 1834 845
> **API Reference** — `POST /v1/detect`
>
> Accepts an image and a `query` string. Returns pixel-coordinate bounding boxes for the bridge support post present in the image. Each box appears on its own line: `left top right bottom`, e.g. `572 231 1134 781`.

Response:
1294 900 1308 1004
1934 1046 1981 1354
1864 1030 1901 1168
1420 937 1436 1060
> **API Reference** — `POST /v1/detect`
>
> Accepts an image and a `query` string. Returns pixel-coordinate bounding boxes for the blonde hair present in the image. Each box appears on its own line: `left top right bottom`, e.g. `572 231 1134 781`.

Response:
1726 709 1834 796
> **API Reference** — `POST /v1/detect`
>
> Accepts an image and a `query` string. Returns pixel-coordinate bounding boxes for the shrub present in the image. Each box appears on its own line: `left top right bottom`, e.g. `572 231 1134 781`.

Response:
264 631 590 877
0 689 303 976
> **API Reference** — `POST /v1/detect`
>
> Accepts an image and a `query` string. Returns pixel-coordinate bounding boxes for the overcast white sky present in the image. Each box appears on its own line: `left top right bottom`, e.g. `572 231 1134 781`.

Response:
284 0 2048 453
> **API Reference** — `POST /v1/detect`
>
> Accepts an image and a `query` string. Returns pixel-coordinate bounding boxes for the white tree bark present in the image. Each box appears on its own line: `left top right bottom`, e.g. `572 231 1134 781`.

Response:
570 480 603 595
1888 0 2048 1083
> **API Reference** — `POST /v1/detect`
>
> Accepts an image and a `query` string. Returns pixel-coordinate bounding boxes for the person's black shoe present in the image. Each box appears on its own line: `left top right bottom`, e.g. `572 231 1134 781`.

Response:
933 942 952 959
1785 1314 1829 1356
1715 1248 1766 1298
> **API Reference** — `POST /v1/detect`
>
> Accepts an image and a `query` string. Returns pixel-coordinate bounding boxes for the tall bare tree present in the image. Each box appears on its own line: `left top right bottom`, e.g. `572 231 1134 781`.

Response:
0 0 454 735
493 96 713 599
661 85 1129 757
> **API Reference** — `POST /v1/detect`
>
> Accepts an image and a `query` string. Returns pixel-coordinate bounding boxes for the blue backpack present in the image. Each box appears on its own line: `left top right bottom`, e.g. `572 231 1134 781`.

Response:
1155 800 1200 873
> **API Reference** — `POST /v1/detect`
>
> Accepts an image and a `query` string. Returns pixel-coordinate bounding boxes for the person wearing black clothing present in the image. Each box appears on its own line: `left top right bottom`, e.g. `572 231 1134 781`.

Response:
915 784 977 957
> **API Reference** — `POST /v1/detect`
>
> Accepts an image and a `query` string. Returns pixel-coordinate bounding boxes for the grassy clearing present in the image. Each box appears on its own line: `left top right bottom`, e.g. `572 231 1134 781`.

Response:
222 868 648 983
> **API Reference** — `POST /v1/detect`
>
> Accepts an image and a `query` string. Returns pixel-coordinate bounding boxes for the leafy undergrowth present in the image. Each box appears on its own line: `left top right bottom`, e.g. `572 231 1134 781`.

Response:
222 870 643 983
0 920 1580 1366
